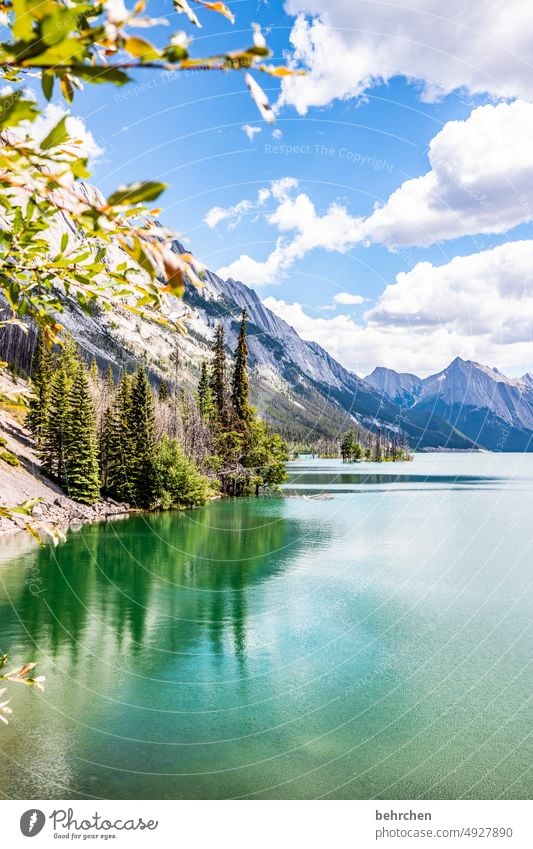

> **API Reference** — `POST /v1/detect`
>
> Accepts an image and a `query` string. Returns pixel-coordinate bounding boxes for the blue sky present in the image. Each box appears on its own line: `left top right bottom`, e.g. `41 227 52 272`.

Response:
40 0 533 377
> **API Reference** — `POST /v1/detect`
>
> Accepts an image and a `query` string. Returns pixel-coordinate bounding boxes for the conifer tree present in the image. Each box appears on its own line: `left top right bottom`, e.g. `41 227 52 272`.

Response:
129 368 157 508
104 365 115 394
158 380 170 402
231 308 251 428
209 323 229 426
89 358 99 383
40 364 70 484
197 361 214 421
27 332 52 445
105 372 134 502
39 337 79 483
64 363 101 504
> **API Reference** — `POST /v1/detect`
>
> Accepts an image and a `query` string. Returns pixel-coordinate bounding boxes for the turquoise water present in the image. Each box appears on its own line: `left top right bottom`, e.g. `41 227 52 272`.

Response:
0 453 532 799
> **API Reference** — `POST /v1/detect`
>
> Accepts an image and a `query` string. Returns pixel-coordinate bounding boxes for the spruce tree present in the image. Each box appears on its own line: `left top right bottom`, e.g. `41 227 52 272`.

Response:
231 308 251 428
209 323 229 426
64 362 101 504
40 364 70 483
197 361 214 421
158 380 170 402
89 358 99 383
27 332 52 446
128 368 157 508
105 372 134 502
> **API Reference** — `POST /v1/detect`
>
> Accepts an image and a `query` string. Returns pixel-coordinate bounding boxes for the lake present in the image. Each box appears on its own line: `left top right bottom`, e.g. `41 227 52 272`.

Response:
0 453 532 799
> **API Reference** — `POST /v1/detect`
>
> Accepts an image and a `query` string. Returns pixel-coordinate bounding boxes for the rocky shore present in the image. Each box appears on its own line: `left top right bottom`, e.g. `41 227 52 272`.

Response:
0 378 134 540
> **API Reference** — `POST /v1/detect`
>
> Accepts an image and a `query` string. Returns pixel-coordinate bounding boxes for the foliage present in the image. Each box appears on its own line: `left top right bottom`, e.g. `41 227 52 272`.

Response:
0 447 20 465
154 435 210 508
197 361 214 421
0 653 44 725
204 313 288 495
209 323 229 426
339 427 412 462
127 367 157 507
231 307 251 427
0 0 300 342
63 361 101 503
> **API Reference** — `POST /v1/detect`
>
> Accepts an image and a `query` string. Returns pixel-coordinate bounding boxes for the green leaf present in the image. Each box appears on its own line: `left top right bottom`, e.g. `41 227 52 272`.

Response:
41 70 54 101
41 7 92 46
23 38 85 66
0 92 39 130
68 65 131 86
70 158 91 179
107 181 167 206
40 116 68 150
60 232 68 253
12 0 34 41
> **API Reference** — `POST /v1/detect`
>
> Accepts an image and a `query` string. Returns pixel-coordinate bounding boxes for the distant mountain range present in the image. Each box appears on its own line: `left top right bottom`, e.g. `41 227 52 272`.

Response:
365 357 533 451
1 203 531 451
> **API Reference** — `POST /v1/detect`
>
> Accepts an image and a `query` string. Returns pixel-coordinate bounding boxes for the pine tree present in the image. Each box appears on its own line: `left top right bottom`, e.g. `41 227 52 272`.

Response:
231 308 251 428
197 361 214 421
64 362 101 504
373 428 383 462
104 365 115 395
158 380 170 402
105 372 134 502
128 368 157 508
39 337 79 483
27 332 52 445
209 323 229 426
341 429 355 461
89 357 99 383
40 364 70 483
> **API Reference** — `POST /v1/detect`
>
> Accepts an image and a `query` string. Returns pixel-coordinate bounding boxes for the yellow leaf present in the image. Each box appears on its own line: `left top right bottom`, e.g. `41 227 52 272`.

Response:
262 65 306 78
124 36 160 61
198 1 235 24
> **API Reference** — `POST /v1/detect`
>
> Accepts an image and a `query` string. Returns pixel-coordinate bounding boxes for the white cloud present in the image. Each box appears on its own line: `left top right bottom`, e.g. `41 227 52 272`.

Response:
362 100 533 247
27 103 102 160
216 185 363 285
272 128 283 140
279 1 533 114
333 292 365 305
263 240 533 376
204 177 298 233
211 100 533 285
242 123 262 141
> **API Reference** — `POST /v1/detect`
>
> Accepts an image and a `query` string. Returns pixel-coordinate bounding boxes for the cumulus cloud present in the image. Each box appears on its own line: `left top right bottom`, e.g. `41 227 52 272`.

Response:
333 292 365 305
215 182 363 285
27 103 102 160
279 0 533 114
242 123 262 141
362 101 533 247
204 177 297 233
211 100 533 285
264 240 533 376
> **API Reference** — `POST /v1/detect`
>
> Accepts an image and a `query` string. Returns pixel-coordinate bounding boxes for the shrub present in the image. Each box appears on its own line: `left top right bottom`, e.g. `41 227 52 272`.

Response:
154 437 210 508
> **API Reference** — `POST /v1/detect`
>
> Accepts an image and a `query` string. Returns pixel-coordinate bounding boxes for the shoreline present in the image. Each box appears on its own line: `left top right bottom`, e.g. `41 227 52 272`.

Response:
0 495 138 542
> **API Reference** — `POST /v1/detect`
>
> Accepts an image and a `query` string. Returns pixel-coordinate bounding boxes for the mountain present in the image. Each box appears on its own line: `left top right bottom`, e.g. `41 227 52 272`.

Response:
0 217 476 449
365 367 423 407
364 357 533 451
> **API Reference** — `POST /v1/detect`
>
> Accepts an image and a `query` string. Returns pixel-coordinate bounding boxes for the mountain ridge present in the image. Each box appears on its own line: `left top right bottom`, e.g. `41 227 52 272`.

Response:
363 357 533 451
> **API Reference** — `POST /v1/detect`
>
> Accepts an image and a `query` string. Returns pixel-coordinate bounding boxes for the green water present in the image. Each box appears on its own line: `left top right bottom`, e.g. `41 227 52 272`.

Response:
1 453 532 799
